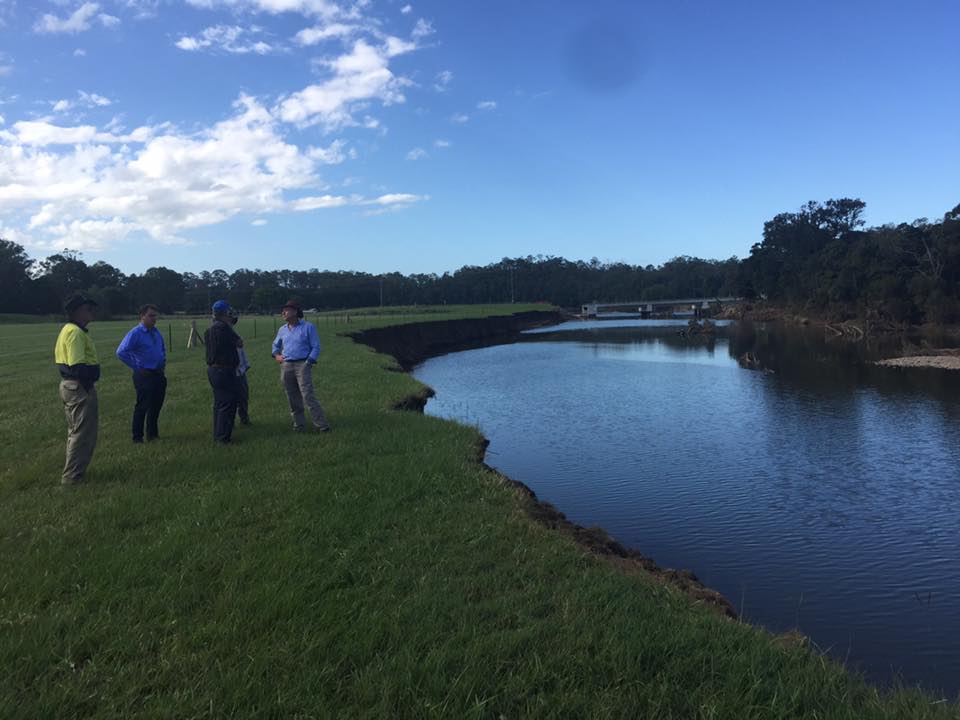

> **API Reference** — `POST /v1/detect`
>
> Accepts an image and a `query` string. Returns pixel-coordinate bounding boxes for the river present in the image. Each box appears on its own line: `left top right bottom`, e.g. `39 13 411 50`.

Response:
412 319 960 698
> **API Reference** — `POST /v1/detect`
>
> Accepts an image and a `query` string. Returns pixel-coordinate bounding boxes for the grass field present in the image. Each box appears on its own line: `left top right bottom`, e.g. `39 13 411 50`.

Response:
0 305 956 718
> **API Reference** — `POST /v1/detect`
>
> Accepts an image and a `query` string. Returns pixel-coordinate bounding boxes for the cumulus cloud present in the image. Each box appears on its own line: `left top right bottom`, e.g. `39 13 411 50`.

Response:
405 147 426 161
400 4 412 14
73 48 87 57
176 25 273 54
433 139 450 148
51 91 112 114
252 218 268 226
276 39 413 130
477 100 496 110
411 19 432 40
33 3 120 34
0 93 424 250
450 112 469 124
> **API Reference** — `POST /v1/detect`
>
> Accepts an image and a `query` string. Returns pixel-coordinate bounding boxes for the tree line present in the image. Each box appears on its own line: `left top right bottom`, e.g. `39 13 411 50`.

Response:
1 198 958 323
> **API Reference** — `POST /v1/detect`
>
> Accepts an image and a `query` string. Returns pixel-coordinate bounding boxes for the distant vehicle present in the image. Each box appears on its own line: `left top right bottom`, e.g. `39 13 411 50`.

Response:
304 308 319 313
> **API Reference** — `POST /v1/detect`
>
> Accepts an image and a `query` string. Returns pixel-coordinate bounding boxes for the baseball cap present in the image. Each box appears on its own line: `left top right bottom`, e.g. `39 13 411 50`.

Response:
212 299 231 314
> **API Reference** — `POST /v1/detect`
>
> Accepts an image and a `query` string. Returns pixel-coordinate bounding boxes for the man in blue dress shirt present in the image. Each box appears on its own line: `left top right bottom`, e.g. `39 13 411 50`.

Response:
271 299 330 433
116 304 167 443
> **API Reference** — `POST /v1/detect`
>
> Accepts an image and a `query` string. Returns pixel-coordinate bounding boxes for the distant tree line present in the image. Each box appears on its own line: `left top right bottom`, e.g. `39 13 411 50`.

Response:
1 198 957 323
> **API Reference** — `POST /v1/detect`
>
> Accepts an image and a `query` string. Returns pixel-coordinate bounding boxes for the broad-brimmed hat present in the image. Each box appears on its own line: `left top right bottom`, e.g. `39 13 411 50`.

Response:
64 294 99 314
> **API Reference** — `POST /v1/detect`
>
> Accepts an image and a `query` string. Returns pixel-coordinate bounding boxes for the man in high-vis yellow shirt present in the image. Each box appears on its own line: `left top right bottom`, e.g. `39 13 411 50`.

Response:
54 295 101 485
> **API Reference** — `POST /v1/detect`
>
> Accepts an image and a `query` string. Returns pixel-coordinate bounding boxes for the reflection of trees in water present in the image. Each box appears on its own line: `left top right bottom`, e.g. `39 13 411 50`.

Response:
728 322 960 402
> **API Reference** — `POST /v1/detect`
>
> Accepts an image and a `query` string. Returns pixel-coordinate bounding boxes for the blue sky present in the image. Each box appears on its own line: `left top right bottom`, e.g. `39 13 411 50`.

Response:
1 0 957 275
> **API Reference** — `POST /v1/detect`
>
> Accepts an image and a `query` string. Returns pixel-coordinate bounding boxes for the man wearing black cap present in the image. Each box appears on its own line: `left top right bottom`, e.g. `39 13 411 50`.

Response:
54 294 101 484
204 300 243 443
271 299 330 433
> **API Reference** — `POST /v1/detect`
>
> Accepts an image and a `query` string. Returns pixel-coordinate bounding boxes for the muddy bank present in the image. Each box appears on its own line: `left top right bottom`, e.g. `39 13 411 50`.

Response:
874 354 960 370
348 310 565 371
351 311 737 619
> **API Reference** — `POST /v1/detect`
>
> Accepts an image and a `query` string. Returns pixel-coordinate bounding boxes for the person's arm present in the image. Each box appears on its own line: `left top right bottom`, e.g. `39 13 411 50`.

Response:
204 326 216 365
306 323 320 364
115 328 139 370
272 328 284 362
159 330 167 368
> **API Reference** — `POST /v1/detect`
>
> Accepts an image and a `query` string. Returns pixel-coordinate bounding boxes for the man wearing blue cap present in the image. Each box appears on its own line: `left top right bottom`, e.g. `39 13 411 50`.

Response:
204 300 243 443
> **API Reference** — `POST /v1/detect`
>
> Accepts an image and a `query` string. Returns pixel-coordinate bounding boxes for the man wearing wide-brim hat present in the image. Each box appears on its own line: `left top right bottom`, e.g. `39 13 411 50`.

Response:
271 300 331 433
54 294 101 484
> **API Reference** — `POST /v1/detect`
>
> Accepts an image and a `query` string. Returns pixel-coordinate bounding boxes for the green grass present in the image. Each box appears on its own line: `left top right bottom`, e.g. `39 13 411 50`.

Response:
0 305 956 718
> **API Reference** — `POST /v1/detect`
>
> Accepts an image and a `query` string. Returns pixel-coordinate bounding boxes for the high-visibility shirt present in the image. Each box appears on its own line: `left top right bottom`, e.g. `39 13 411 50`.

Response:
55 323 99 366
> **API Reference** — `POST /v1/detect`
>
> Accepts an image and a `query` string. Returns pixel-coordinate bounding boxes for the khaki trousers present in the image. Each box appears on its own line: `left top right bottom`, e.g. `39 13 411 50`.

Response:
60 380 98 484
280 362 329 429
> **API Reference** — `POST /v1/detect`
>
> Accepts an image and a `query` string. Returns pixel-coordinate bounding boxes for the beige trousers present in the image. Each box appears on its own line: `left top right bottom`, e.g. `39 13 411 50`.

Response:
280 362 329 429
60 380 98 484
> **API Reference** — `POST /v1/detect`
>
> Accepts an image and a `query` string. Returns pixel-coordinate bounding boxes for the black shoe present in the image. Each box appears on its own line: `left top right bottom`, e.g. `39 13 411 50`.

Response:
316 425 331 433
146 435 159 442
239 417 250 425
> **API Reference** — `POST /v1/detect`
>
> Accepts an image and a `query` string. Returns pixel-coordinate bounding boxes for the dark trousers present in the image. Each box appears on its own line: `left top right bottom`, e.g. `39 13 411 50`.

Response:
207 367 239 442
132 371 166 441
237 374 250 423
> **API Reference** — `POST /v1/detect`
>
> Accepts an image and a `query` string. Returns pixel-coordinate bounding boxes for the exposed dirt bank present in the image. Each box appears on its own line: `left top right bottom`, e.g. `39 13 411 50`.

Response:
348 310 565 371
351 312 738 619
874 354 960 370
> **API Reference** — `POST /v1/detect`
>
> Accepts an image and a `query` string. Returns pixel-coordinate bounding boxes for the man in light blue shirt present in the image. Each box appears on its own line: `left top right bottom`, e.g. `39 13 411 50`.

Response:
271 299 330 432
116 304 167 443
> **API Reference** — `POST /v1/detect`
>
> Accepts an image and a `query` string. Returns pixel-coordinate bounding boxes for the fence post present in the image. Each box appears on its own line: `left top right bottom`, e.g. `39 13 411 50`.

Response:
168 323 173 352
253 318 257 338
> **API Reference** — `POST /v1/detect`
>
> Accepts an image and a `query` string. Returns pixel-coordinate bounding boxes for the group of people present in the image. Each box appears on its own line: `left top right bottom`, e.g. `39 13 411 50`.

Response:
54 295 331 485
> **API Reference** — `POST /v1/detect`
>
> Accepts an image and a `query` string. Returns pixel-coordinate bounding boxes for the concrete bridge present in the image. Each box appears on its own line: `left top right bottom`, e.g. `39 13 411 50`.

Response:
581 296 741 318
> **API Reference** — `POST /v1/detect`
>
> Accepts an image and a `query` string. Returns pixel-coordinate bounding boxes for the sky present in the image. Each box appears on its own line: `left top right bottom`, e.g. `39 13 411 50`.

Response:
0 0 958 275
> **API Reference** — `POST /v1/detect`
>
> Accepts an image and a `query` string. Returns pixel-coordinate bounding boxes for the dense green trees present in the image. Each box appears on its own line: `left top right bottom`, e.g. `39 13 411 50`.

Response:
1 198 957 322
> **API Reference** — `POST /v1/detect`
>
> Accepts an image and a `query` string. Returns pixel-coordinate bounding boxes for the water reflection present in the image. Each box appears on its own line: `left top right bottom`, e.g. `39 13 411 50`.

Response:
414 319 960 698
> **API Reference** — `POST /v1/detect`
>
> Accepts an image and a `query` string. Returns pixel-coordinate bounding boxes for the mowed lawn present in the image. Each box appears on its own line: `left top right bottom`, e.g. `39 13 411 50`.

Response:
0 306 956 719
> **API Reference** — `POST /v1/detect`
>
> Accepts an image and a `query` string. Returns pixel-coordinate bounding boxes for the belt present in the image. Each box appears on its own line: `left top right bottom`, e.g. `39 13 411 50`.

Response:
140 368 164 374
284 358 307 363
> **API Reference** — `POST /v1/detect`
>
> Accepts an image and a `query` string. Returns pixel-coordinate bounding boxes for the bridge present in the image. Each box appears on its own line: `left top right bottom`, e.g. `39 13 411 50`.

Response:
581 296 741 318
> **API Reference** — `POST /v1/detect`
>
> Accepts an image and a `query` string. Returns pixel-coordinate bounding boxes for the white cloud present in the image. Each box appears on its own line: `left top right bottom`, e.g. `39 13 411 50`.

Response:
433 70 452 92
276 39 412 130
53 100 73 113
99 13 121 28
0 64 11 77
0 93 422 250
252 218 268 226
433 139 450 148
450 112 469 124
308 139 349 164
73 48 87 57
175 25 274 54
411 18 432 40
477 100 497 110
405 147 426 161
292 194 349 211
184 0 346 18
34 3 105 34
295 22 357 45
372 193 423 205
400 4 412 14
79 91 112 107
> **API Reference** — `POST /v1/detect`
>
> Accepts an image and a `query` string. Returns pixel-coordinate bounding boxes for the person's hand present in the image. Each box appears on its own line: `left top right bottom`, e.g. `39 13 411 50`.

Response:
307 359 316 366
274 354 284 363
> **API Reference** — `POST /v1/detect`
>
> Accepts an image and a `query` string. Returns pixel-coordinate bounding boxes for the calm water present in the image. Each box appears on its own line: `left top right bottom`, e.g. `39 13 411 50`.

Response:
413 319 960 697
